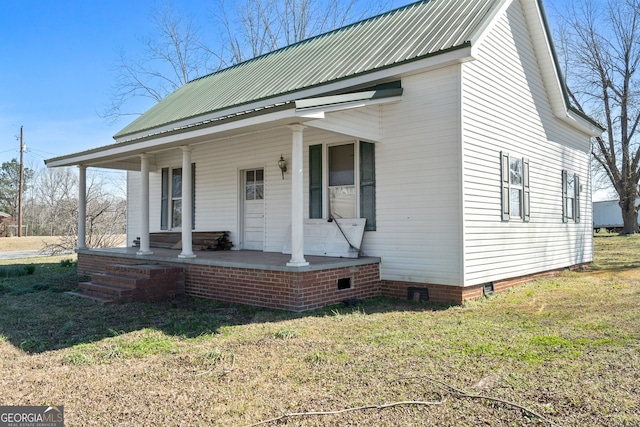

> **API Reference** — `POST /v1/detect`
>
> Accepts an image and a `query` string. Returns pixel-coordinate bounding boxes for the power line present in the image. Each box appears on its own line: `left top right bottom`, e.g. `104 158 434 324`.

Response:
27 147 58 157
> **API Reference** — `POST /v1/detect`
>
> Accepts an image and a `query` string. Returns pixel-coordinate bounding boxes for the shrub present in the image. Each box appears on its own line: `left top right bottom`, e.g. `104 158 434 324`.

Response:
0 266 29 278
60 259 74 268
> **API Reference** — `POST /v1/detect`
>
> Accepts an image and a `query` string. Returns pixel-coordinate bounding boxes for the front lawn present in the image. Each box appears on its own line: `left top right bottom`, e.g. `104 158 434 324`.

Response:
0 236 638 426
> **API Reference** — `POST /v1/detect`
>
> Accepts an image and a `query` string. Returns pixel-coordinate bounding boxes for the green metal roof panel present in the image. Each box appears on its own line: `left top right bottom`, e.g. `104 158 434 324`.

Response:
115 0 505 139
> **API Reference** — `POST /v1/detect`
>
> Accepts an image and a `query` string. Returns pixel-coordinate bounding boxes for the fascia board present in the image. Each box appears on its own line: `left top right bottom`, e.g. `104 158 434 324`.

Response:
561 110 604 138
46 108 301 168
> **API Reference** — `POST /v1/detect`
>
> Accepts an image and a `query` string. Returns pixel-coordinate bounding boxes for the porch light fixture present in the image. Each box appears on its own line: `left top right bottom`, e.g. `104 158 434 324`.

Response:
278 154 287 179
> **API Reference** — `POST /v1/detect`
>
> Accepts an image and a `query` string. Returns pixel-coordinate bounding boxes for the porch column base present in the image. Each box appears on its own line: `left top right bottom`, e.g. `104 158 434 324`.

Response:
137 249 154 255
179 253 197 259
286 259 309 267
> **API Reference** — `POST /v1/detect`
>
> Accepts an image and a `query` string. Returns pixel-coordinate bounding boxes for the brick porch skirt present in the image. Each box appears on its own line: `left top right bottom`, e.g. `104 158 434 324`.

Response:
77 252 380 312
77 250 589 310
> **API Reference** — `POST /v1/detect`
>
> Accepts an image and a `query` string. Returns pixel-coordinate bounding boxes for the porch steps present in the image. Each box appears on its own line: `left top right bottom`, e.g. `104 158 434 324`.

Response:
68 263 185 304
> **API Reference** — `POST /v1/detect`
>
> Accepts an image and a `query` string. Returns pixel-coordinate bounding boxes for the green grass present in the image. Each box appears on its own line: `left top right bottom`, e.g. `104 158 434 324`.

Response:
0 236 638 426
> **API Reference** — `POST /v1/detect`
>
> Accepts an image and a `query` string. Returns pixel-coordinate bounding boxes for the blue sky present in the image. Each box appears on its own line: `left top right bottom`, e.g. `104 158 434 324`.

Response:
0 0 568 172
1 0 211 170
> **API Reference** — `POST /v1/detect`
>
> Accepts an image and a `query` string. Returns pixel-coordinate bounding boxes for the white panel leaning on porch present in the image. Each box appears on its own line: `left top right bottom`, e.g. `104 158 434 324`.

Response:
282 218 366 258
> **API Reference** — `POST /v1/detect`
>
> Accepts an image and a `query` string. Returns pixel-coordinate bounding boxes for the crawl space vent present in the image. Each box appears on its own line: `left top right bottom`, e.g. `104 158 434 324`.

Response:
337 277 352 290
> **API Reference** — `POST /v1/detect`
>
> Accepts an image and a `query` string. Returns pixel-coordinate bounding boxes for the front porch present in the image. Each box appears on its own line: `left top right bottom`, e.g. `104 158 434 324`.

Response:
76 247 381 312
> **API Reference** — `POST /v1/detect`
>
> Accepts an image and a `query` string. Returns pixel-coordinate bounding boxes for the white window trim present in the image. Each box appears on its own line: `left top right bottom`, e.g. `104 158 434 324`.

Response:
170 167 182 231
323 141 361 219
161 164 195 231
562 170 581 223
501 151 530 222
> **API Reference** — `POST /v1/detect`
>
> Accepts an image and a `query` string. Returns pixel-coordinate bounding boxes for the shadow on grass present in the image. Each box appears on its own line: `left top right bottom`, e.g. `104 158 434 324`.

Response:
0 261 452 354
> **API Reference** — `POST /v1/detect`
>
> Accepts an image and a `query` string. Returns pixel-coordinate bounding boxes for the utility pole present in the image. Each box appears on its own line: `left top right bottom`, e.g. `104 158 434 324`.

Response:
18 126 25 237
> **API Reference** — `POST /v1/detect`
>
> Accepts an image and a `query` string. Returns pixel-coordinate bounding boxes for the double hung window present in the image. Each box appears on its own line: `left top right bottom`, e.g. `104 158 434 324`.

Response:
309 141 376 231
562 170 580 223
501 152 530 222
161 164 195 230
171 168 182 229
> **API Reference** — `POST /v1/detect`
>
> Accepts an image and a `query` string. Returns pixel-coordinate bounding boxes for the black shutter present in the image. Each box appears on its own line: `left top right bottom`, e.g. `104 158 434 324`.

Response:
309 144 323 218
501 152 510 221
523 157 530 222
562 170 568 223
161 167 169 230
574 174 580 223
360 141 376 231
192 163 196 229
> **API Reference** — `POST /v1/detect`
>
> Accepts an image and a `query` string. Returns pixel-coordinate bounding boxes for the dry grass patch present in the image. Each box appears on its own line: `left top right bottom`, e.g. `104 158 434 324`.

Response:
0 236 67 252
0 235 639 426
0 235 126 252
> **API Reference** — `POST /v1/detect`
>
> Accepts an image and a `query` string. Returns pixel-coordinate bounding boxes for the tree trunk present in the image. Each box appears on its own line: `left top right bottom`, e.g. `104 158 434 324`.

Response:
619 196 638 234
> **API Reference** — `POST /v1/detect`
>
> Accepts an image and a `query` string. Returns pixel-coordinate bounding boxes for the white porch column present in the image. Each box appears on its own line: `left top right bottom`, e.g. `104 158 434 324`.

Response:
137 153 153 255
77 165 87 250
287 124 309 267
179 145 195 258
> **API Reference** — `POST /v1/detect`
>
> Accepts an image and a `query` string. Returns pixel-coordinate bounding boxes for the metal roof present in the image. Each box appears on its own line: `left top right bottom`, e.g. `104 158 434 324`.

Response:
114 0 505 139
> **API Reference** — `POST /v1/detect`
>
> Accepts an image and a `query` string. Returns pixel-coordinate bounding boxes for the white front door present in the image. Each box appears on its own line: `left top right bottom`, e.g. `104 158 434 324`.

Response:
242 169 265 250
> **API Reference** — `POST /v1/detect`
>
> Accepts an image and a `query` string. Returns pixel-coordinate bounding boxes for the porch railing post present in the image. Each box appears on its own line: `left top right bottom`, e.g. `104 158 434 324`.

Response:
137 153 153 255
287 124 309 267
179 145 195 258
77 165 87 250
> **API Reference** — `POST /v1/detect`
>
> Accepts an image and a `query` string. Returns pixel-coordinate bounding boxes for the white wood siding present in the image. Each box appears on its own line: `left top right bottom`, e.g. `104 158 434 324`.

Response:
146 129 292 251
126 127 353 253
363 67 463 285
461 0 593 286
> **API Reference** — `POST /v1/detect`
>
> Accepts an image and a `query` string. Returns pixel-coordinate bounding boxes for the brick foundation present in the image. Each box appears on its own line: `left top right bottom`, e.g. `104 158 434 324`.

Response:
77 251 589 310
380 262 591 304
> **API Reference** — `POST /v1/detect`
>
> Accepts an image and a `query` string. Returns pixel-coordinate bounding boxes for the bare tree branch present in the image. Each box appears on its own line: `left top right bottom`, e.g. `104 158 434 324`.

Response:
24 168 126 252
554 0 640 233
211 0 391 65
102 2 213 122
